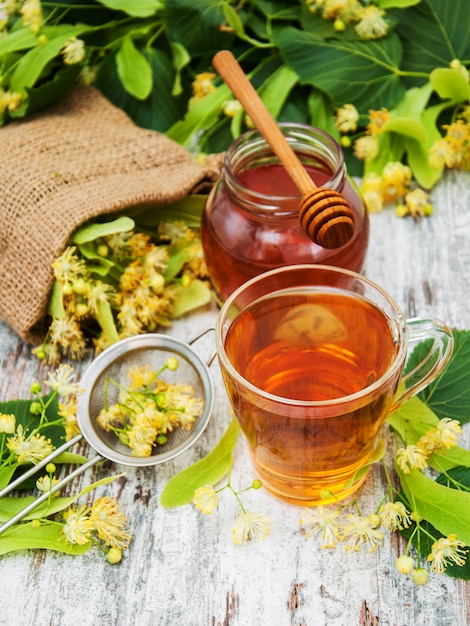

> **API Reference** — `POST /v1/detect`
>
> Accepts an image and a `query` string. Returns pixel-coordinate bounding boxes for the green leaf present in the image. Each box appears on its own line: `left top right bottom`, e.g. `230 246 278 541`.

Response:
382 116 428 142
164 248 192 281
96 0 162 18
129 196 206 228
0 28 39 56
410 330 470 424
95 300 120 345
430 67 470 102
116 36 153 100
47 279 66 319
0 465 18 492
0 473 125 523
166 83 233 146
223 4 246 39
72 216 135 244
73 242 118 278
96 47 187 133
0 395 65 452
169 41 191 97
259 64 299 119
405 135 443 189
10 26 89 90
170 279 212 318
160 417 241 507
0 521 91 556
388 396 470 472
396 1 470 75
378 0 421 7
397 465 470 545
165 0 234 56
274 26 406 113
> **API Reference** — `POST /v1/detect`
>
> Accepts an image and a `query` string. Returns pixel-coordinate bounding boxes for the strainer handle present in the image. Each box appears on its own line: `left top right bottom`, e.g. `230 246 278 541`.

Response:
188 325 217 366
0 432 84 498
0 454 103 536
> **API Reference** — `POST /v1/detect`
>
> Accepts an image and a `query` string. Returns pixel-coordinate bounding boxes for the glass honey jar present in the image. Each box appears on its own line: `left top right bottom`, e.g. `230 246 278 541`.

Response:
201 123 369 303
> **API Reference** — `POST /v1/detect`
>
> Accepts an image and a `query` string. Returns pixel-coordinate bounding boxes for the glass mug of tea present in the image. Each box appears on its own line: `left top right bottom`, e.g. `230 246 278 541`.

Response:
215 264 454 506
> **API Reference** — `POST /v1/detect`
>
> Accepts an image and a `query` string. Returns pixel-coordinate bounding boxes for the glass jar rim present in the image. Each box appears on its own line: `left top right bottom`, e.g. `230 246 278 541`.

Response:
223 123 346 207
215 263 408 411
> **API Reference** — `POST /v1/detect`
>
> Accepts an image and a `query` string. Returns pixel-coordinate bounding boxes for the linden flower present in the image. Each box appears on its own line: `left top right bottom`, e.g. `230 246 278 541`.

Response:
427 534 467 574
355 6 389 40
45 363 81 399
58 400 80 440
396 444 428 474
127 419 157 457
418 418 462 454
361 172 384 213
0 90 22 113
436 417 463 449
62 37 85 65
429 138 457 169
6 425 54 464
192 72 216 99
335 104 359 133
367 108 390 136
89 497 133 550
430 120 470 170
0 412 16 434
20 0 42 33
381 161 412 203
230 511 272 544
223 99 242 118
397 188 433 219
194 485 219 515
353 136 379 162
52 246 87 284
300 506 342 548
308 0 362 23
342 514 383 553
63 505 93 545
36 474 59 495
128 364 157 390
379 501 411 531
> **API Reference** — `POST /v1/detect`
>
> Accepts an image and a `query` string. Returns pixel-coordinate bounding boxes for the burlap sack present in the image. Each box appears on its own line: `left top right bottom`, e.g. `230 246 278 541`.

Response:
0 85 219 345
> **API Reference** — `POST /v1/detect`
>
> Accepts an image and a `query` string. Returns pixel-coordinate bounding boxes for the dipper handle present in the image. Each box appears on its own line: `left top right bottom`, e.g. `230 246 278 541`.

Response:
212 50 316 196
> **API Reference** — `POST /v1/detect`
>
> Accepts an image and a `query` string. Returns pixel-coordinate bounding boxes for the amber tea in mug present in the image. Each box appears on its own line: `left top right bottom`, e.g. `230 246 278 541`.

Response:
215 265 453 506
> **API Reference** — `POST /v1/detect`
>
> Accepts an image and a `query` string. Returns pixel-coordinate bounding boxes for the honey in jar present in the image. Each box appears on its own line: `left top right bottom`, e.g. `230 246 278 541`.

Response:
201 124 369 302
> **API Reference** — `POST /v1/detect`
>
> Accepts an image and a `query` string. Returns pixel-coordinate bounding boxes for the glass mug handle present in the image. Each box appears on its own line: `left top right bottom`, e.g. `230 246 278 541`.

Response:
391 317 454 411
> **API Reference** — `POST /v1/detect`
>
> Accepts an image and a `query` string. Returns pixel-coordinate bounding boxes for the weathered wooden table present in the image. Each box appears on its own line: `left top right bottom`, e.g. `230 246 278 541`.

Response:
1 171 470 626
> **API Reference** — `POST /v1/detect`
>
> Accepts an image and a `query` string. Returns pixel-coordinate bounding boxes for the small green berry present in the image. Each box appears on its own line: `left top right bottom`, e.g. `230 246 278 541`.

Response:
97 244 109 258
46 463 56 474
30 382 42 395
156 434 167 445
411 568 429 585
107 548 122 564
31 519 42 529
334 19 346 31
367 513 382 528
33 347 47 360
252 479 262 490
30 401 43 416
166 357 178 371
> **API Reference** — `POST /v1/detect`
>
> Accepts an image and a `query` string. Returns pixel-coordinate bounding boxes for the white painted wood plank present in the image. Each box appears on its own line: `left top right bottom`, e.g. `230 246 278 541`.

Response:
0 171 469 626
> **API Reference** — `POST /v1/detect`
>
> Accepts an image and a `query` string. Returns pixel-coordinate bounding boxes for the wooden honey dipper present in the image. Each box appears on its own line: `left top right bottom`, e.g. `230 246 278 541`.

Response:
212 50 355 249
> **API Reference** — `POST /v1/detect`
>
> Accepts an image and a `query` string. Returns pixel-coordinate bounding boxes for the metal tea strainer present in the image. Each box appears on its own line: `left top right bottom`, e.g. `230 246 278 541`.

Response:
0 329 216 534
